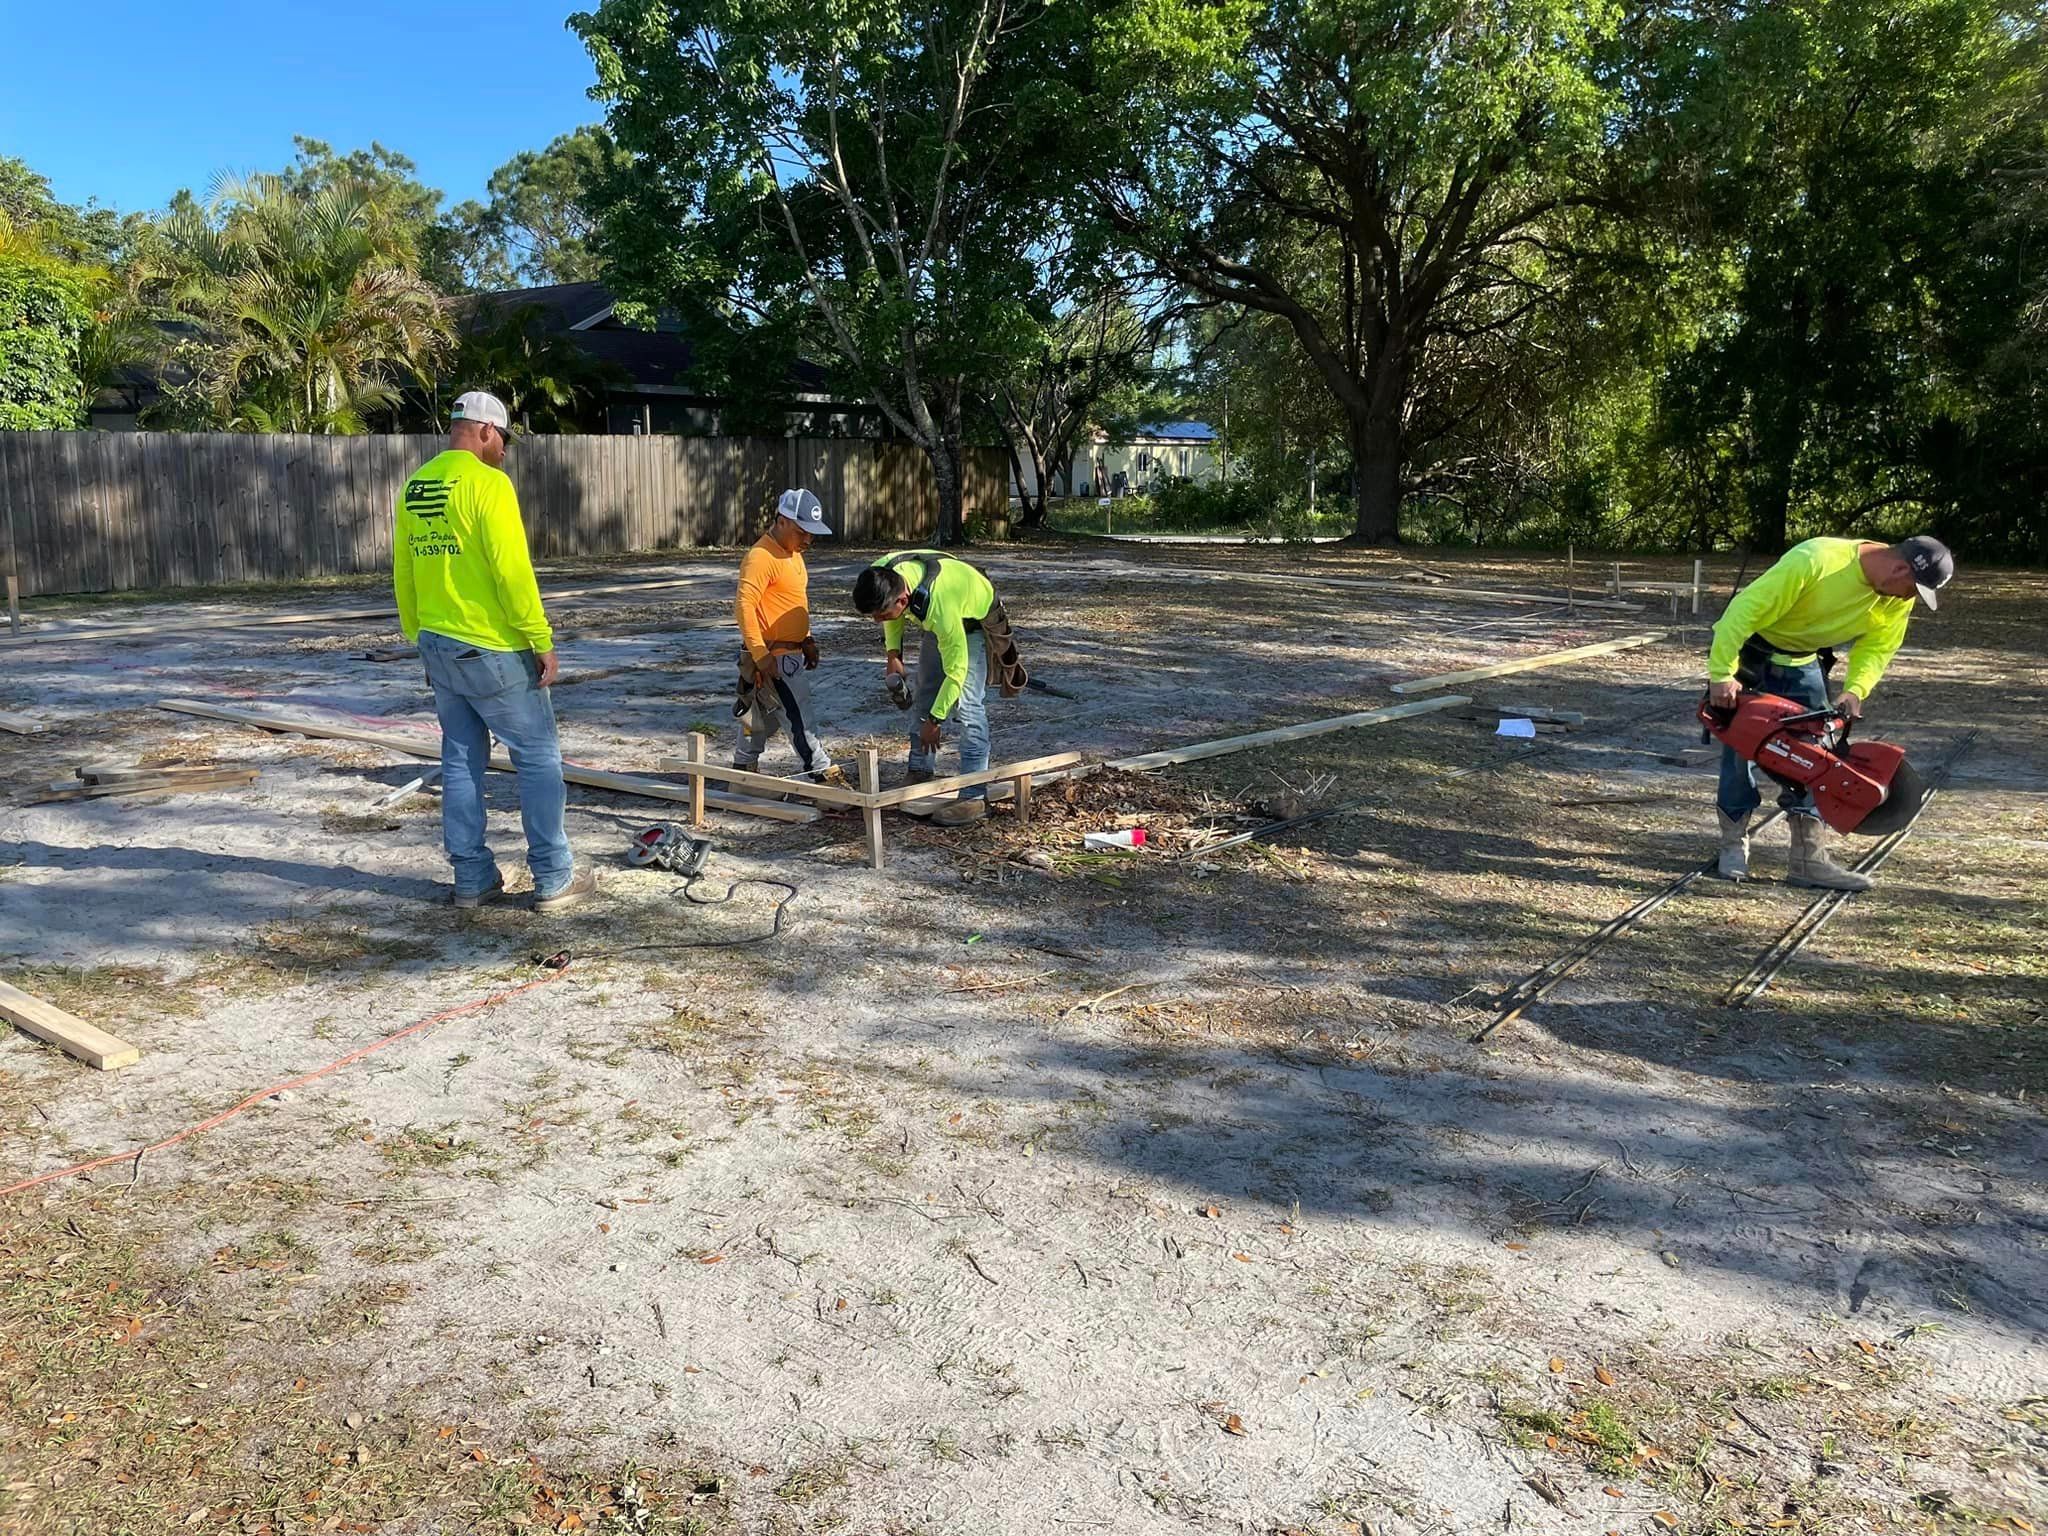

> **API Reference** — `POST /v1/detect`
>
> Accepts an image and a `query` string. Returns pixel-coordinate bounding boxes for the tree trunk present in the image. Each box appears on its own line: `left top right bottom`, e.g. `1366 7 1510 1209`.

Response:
1020 436 1053 528
1348 412 1403 544
931 413 967 546
1000 431 1046 530
1748 277 1811 554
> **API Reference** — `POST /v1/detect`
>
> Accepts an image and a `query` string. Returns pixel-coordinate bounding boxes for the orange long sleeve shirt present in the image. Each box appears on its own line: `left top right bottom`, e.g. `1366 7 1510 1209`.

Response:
735 533 811 665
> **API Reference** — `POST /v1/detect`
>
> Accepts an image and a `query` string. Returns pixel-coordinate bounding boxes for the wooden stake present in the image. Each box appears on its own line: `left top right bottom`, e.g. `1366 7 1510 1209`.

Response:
1692 558 1704 616
687 732 707 829
6 576 18 637
0 978 140 1070
1389 633 1667 695
1012 769 1033 823
858 748 884 870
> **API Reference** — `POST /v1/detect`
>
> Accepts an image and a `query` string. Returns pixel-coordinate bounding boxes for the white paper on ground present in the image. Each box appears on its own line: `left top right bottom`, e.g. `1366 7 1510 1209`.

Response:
1496 718 1537 738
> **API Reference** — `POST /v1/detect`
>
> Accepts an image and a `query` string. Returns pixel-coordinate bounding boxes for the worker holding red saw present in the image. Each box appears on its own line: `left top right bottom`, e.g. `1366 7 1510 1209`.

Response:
1705 535 1954 889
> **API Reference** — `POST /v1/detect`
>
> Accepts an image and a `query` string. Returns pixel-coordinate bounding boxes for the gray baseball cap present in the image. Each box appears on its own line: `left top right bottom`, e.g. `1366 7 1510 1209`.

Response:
1894 535 1954 610
776 488 831 535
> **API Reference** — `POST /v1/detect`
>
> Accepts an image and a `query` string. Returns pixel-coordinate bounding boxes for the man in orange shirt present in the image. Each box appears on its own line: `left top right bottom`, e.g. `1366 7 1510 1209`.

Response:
733 489 834 775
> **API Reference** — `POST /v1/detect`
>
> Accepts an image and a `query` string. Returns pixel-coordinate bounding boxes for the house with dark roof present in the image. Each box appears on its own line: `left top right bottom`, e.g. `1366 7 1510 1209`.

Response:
467 282 876 437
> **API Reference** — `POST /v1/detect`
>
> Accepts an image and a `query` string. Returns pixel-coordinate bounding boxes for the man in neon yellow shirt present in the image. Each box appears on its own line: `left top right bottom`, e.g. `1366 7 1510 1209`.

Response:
853 550 1006 826
394 390 593 912
1706 535 1953 889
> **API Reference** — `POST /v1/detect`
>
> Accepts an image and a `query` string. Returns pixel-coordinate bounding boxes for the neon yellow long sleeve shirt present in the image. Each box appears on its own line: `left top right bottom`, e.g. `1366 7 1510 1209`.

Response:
876 554 995 721
1707 537 1913 698
392 449 553 653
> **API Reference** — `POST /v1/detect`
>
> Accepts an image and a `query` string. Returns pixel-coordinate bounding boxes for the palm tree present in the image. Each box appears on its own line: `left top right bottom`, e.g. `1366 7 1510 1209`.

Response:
149 174 451 432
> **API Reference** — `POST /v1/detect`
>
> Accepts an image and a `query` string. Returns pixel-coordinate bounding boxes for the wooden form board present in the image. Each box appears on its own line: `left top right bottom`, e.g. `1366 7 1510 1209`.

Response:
0 978 140 1070
1388 633 1667 695
156 700 818 823
0 710 48 735
867 752 1086 808
1107 696 1469 771
657 746 1083 869
654 750 1085 811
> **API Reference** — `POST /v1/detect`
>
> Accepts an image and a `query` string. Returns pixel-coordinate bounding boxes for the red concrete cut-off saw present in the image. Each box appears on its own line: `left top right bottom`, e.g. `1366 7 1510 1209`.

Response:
1697 690 1930 836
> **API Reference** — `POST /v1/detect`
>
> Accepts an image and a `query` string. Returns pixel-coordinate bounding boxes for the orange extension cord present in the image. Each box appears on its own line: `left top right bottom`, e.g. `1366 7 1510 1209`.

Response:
1 966 571 1199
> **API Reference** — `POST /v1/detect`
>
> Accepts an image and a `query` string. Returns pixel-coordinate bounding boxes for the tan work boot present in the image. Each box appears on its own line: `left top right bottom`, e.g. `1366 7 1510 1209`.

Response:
1786 817 1872 891
1715 810 1752 882
930 798 988 827
534 867 599 913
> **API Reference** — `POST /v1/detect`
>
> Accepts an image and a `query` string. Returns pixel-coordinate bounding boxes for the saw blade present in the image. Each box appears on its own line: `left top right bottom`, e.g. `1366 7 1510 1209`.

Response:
1847 756 1930 836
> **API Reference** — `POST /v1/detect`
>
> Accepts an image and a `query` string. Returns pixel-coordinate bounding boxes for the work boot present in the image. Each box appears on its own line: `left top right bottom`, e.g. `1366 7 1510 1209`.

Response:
534 867 599 913
930 798 988 827
1715 810 1751 882
732 753 760 772
452 873 506 910
1786 818 1872 892
906 766 934 785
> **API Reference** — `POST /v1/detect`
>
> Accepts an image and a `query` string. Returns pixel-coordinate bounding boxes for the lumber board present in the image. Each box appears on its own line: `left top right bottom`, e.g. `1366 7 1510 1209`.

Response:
0 710 49 735
37 769 259 803
76 762 249 784
654 755 869 808
155 700 818 823
1389 633 1667 694
1107 696 1469 771
867 752 1087 809
0 977 140 1070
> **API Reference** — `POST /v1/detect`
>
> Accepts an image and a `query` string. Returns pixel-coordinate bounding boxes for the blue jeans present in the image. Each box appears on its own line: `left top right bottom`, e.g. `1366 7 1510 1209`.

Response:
417 630 573 896
1717 656 1827 823
909 630 990 799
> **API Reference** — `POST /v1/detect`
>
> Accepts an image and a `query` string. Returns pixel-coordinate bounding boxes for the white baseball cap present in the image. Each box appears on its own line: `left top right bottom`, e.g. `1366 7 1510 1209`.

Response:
776 488 831 535
451 390 511 432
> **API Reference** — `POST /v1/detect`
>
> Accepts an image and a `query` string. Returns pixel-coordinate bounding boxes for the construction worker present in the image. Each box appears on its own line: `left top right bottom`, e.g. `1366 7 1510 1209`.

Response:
393 390 595 912
734 488 833 776
852 550 1028 826
1707 534 1954 889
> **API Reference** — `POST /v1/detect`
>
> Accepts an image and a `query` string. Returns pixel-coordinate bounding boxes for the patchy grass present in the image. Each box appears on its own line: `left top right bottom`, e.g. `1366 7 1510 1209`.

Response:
1489 1335 2042 1534
0 1194 738 1536
1 922 439 1028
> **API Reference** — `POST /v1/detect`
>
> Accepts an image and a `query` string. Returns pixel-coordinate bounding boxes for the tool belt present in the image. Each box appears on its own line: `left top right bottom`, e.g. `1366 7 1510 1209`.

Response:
1735 633 1837 689
980 598 1028 698
733 639 817 717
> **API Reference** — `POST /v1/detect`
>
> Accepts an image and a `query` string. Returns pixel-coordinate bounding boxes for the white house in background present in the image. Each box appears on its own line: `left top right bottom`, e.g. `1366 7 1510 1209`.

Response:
1011 420 1224 501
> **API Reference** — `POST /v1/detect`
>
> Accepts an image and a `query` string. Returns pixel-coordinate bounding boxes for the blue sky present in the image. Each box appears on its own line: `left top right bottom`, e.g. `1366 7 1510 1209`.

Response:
0 0 607 218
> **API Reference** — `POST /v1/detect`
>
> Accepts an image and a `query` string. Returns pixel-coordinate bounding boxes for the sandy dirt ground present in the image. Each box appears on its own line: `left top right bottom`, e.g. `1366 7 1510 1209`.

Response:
2 537 2043 1536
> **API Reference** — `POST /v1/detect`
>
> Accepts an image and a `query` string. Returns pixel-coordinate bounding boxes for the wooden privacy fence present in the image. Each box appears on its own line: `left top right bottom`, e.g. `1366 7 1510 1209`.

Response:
0 432 1008 597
